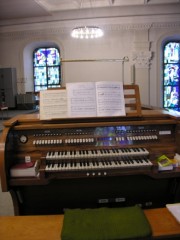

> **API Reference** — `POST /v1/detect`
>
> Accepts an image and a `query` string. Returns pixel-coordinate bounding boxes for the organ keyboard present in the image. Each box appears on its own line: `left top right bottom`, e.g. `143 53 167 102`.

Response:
45 147 152 176
0 108 180 215
45 156 152 172
45 147 149 160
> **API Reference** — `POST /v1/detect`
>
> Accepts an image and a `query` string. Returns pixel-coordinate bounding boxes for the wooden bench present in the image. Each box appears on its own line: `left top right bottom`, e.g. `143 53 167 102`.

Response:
0 208 179 240
144 208 180 239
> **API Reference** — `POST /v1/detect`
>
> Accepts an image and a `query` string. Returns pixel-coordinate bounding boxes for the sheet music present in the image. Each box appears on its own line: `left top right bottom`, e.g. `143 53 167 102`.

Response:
66 82 97 117
96 81 126 116
40 89 67 120
40 82 126 119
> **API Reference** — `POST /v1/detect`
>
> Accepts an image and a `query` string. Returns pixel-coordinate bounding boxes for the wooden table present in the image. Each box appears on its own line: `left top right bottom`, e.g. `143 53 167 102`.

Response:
0 208 180 240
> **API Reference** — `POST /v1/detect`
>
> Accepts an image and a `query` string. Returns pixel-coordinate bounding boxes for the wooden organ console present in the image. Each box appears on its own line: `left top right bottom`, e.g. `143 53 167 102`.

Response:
0 86 180 215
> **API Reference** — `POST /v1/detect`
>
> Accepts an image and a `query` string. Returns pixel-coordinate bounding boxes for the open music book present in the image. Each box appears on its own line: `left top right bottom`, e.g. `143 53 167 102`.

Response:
40 81 126 120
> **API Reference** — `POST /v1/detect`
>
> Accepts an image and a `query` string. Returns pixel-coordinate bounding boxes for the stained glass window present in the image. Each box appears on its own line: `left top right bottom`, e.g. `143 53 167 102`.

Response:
33 47 61 92
163 42 180 111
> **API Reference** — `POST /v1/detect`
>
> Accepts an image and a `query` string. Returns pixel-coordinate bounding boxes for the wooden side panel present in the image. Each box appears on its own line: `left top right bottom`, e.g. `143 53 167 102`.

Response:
0 127 11 191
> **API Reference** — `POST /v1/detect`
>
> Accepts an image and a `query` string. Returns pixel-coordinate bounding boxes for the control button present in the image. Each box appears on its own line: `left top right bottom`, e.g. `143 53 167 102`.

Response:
19 135 28 143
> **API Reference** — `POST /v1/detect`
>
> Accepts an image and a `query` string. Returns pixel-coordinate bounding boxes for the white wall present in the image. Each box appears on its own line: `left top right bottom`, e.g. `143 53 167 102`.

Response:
0 5 180 108
62 29 131 85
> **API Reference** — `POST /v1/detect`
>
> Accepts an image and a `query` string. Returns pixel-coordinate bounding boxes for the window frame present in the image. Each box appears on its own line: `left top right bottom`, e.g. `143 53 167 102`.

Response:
33 47 61 92
163 41 180 112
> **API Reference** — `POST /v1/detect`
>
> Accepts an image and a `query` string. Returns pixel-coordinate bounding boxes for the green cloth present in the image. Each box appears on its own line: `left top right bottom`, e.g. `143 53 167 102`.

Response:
61 206 152 240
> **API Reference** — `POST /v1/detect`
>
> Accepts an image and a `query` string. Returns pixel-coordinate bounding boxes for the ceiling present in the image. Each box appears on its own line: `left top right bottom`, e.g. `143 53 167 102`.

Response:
0 0 180 21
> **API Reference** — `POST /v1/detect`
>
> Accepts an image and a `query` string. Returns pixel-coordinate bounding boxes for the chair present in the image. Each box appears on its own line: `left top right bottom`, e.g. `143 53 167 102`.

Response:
0 105 8 120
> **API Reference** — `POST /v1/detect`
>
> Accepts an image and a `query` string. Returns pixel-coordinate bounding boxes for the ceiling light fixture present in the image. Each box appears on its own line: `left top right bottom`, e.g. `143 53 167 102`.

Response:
71 26 104 39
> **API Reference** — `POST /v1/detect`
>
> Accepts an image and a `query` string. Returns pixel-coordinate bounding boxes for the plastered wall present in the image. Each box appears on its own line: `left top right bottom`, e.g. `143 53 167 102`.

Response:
0 7 180 108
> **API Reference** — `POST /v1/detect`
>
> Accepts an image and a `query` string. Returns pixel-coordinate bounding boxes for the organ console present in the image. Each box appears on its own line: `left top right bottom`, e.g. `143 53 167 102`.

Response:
0 86 180 215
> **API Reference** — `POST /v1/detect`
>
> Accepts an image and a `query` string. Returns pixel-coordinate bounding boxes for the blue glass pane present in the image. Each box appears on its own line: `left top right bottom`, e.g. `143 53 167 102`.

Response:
164 42 180 63
46 48 60 66
164 86 179 108
47 67 60 85
34 48 46 66
164 64 179 85
34 67 47 85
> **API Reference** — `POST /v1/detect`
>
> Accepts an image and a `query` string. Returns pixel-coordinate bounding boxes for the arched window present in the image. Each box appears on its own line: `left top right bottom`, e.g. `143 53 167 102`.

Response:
33 47 61 92
163 42 180 111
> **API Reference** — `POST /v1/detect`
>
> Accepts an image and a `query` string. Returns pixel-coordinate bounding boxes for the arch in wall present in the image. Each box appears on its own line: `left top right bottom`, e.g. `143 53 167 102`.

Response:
22 40 63 94
156 31 180 108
